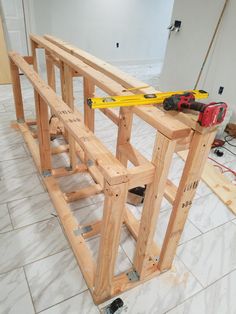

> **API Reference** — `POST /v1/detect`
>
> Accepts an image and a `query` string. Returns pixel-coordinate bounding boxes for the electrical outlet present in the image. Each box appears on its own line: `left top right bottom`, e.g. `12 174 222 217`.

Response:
116 42 119 48
218 86 224 95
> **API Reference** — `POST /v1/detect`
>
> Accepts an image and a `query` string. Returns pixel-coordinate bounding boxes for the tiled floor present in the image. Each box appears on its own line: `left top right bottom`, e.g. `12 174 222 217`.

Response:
0 62 236 314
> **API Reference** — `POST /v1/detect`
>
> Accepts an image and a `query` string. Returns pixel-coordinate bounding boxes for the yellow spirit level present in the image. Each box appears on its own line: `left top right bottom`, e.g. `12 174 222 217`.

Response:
87 90 209 109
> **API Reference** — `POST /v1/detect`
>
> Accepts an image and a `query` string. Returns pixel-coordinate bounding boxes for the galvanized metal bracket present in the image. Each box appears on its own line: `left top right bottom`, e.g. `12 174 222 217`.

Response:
73 225 92 236
17 118 25 123
42 170 52 177
126 269 140 282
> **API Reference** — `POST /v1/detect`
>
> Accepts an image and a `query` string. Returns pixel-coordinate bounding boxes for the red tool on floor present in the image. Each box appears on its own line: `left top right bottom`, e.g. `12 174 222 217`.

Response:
163 92 227 127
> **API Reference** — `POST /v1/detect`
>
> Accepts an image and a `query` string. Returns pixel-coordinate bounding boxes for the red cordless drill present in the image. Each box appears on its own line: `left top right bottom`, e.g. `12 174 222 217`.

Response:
163 92 227 127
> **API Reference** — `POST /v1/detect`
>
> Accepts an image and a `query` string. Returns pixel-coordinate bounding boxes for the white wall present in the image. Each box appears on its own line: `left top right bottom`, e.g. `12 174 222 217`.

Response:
159 0 236 121
30 0 174 64
200 0 236 121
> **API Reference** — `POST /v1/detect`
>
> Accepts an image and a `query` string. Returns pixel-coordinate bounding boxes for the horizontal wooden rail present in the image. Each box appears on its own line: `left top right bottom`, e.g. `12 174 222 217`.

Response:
64 183 103 202
31 34 191 139
9 52 128 185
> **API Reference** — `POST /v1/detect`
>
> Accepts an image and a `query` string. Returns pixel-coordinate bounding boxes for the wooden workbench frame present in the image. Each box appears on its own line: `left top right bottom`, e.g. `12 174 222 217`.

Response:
9 34 216 304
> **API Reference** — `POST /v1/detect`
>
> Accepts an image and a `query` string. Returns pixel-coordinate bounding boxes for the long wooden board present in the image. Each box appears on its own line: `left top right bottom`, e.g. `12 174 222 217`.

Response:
0 16 11 84
178 150 236 215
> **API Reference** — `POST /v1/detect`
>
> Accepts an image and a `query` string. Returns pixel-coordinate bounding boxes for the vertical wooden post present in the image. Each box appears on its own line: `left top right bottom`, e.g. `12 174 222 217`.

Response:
30 39 38 72
83 77 95 132
60 61 77 170
94 181 128 302
158 130 216 271
116 107 133 166
35 92 51 174
9 60 25 122
45 51 56 91
133 133 176 278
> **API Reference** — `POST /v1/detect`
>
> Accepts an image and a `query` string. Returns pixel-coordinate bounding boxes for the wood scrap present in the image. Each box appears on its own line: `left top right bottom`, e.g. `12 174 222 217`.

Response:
178 150 236 215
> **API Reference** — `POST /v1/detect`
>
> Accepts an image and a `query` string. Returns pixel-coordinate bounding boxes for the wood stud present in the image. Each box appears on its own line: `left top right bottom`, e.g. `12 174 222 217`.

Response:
9 35 217 305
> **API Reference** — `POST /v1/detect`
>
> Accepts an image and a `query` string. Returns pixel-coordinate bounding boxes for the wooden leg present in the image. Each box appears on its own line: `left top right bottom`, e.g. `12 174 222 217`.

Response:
30 39 38 72
60 62 77 170
45 51 56 91
9 60 24 122
133 133 176 278
83 77 95 132
116 107 133 166
93 181 128 302
35 92 51 174
158 130 216 271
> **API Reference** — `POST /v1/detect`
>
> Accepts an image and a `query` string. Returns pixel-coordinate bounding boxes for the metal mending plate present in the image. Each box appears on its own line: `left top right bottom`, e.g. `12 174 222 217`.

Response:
73 225 92 236
126 269 140 282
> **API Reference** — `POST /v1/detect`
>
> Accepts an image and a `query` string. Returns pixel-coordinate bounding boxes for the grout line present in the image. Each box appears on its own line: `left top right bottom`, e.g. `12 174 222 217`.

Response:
36 289 92 314
23 266 37 314
5 203 14 231
0 247 70 278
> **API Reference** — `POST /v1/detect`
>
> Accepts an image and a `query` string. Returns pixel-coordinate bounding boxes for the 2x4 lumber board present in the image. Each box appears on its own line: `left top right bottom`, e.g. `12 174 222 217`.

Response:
128 163 155 189
52 164 87 178
83 78 95 132
158 131 216 271
61 63 77 170
133 133 176 278
124 207 160 257
44 34 156 95
44 176 96 289
64 183 103 203
51 144 69 154
178 150 236 215
116 107 133 166
43 35 196 137
31 35 190 140
9 59 25 122
165 180 177 204
94 181 128 302
17 122 96 289
175 130 194 152
35 93 52 172
44 35 205 133
99 108 119 126
45 51 56 91
23 56 33 65
9 52 128 185
118 143 150 166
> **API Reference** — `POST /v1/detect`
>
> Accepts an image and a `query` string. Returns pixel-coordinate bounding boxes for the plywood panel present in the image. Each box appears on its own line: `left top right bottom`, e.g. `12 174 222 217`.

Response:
0 16 11 84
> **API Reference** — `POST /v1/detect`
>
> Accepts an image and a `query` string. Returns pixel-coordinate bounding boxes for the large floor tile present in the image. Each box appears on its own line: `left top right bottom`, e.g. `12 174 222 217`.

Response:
25 248 87 312
0 218 68 274
167 269 236 314
0 127 24 146
0 268 34 314
0 143 28 162
86 237 132 276
0 157 36 180
0 173 44 203
120 210 201 262
0 204 12 233
99 257 202 314
177 222 236 287
188 193 235 232
40 290 99 314
8 193 56 228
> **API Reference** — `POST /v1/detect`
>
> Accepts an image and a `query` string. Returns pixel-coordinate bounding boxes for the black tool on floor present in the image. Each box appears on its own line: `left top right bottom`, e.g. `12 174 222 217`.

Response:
214 149 224 157
103 298 124 314
127 186 146 206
